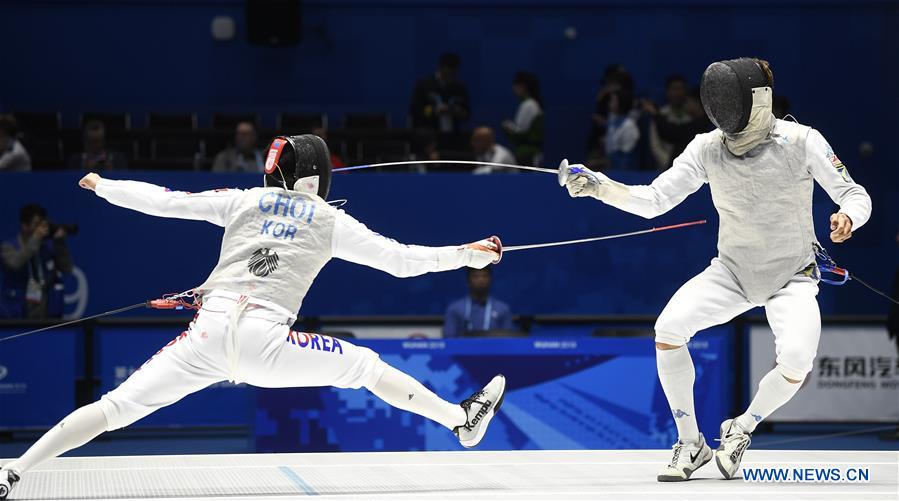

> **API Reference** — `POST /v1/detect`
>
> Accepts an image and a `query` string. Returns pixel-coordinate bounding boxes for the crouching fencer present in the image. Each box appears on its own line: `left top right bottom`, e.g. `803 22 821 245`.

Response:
561 58 871 481
0 134 506 499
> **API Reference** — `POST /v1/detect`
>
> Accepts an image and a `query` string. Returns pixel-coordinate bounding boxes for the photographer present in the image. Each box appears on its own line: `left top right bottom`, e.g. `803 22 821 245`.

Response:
0 204 74 318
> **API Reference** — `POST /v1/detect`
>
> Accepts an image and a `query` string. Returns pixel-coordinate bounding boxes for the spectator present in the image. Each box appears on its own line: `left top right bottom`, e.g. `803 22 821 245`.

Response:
586 64 635 170
1 204 74 318
470 126 516 174
502 71 544 166
598 89 640 170
311 127 345 168
645 76 711 169
409 53 470 134
773 94 791 119
443 266 513 338
0 115 32 171
66 121 128 171
212 121 263 172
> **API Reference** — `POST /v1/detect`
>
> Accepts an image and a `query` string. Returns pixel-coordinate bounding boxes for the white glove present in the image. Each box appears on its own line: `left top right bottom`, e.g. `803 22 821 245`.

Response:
462 236 503 268
563 163 628 203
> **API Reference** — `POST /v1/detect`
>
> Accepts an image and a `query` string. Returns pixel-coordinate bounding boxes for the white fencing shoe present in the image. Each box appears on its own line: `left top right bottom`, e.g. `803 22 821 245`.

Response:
715 418 752 479
454 374 506 448
657 433 712 482
0 468 20 500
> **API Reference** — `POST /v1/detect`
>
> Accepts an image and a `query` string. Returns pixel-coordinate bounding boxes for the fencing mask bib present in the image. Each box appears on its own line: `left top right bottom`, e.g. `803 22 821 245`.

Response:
263 134 332 199
700 58 775 155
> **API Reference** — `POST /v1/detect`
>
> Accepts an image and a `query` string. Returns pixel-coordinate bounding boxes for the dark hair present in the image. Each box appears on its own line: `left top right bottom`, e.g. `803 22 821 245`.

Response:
467 265 492 276
20 203 47 225
513 71 542 105
665 74 688 88
0 115 18 137
602 63 634 91
439 52 461 69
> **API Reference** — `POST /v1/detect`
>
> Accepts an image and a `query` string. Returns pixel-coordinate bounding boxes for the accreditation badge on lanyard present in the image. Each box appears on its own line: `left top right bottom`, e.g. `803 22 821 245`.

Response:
26 252 44 304
465 298 493 332
26 278 43 304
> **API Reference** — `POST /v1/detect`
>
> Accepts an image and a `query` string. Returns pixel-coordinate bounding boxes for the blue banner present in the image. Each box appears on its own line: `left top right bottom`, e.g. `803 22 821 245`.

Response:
0 328 77 427
255 331 733 452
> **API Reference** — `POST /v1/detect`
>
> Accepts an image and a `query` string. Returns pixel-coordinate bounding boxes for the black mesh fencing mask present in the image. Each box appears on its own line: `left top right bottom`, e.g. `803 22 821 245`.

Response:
700 58 769 134
263 134 332 199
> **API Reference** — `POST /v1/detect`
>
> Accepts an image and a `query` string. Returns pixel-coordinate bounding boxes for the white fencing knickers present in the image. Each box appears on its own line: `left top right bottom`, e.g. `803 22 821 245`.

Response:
654 258 821 381
98 293 384 431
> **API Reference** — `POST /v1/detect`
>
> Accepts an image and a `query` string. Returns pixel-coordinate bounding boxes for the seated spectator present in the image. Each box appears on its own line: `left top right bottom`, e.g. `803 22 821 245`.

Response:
470 126 516 174
0 115 32 171
502 71 544 166
311 127 345 168
645 75 711 169
409 53 470 134
1 204 73 318
443 266 512 338
598 89 640 170
66 121 128 171
212 121 263 172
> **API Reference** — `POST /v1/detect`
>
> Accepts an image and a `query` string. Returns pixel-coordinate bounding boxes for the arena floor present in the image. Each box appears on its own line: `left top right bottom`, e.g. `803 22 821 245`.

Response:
4 449 897 500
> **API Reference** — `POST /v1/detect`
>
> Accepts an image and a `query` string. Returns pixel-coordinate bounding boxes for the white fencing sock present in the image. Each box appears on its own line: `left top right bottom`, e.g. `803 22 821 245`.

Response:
367 363 466 431
4 402 108 475
657 345 700 443
735 368 802 433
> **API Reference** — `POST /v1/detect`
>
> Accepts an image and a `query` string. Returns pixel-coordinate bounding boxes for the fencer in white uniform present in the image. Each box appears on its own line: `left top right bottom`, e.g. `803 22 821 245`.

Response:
0 135 507 499
562 59 871 481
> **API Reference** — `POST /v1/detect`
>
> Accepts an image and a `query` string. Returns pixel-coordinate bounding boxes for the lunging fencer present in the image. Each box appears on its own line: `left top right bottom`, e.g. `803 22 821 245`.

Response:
561 58 871 481
0 134 506 499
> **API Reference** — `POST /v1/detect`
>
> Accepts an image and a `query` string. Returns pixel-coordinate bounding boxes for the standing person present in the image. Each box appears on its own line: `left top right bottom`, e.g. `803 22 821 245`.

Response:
409 53 471 135
444 266 513 338
0 204 73 318
0 135 506 499
599 89 640 170
645 75 711 169
212 121 264 172
561 58 871 481
502 71 544 166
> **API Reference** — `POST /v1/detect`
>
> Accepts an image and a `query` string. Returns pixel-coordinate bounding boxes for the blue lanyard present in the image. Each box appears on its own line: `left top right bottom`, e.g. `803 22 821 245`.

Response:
465 298 492 332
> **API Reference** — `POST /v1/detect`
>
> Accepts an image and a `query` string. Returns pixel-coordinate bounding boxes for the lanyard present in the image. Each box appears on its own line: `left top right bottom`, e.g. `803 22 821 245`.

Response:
464 298 492 332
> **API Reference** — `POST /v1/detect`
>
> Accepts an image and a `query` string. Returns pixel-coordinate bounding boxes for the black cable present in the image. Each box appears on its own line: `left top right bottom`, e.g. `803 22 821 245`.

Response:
0 302 147 343
850 273 899 306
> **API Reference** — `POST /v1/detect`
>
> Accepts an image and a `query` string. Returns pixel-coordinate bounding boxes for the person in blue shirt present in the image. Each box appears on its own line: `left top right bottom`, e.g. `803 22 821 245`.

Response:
443 266 512 337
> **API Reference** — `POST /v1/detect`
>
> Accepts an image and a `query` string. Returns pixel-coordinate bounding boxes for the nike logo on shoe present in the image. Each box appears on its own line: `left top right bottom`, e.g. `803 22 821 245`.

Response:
690 450 701 463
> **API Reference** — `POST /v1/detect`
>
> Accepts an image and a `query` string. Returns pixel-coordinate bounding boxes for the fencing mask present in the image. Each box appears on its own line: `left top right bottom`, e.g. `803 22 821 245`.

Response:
700 58 770 134
700 58 775 155
263 134 332 199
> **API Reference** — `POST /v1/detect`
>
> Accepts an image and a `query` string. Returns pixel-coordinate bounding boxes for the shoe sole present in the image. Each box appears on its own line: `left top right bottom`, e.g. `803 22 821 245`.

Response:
460 375 506 448
715 452 737 480
656 450 712 482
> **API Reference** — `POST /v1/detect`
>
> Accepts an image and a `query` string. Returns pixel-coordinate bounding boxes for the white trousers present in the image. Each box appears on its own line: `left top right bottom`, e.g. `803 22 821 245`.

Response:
655 258 821 381
98 295 384 431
